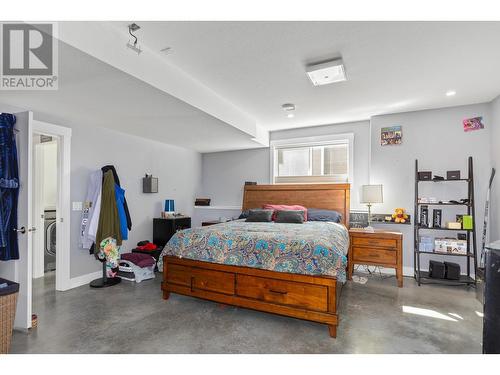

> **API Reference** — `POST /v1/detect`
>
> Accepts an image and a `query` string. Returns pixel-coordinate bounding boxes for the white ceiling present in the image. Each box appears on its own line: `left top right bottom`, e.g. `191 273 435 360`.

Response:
0 41 261 153
127 21 500 130
3 22 500 153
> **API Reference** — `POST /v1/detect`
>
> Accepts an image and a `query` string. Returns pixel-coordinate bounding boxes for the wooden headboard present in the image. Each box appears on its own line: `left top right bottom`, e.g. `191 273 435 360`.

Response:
242 184 350 227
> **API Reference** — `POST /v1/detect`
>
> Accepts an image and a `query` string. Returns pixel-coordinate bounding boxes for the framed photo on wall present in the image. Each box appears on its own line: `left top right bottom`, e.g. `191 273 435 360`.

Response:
381 126 402 146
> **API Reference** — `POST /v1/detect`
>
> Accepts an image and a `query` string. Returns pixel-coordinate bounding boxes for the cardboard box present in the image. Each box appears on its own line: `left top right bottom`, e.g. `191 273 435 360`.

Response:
434 238 467 255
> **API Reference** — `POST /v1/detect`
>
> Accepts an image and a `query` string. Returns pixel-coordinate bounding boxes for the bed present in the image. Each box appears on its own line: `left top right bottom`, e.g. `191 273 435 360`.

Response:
160 183 350 337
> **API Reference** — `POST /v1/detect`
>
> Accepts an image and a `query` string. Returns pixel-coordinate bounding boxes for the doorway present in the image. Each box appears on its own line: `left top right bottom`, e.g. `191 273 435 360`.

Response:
32 134 58 287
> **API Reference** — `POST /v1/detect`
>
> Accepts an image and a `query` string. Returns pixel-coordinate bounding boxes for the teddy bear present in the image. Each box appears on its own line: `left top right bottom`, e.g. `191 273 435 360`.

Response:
392 208 409 223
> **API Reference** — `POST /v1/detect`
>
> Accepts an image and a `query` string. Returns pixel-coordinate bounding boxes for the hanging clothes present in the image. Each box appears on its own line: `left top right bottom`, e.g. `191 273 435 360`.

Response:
95 170 122 249
0 114 19 261
114 184 128 241
79 169 102 249
101 165 132 231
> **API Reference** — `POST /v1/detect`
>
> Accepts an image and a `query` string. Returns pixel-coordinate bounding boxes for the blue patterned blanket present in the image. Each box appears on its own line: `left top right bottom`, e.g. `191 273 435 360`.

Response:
158 220 349 282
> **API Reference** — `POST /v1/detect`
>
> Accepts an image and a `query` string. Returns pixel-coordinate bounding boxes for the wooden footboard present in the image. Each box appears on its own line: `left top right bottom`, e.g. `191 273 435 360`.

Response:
161 256 341 337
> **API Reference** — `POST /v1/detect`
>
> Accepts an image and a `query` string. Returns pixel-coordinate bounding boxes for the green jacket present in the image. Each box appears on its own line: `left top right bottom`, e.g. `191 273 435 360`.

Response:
95 170 122 248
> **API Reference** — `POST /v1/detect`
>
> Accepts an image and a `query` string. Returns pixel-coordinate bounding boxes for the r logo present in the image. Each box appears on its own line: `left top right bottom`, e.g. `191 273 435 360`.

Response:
2 23 53 75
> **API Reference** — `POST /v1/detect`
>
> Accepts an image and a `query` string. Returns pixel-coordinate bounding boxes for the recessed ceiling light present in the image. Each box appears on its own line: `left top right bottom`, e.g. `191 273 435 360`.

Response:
306 58 347 86
287 113 295 118
446 90 456 97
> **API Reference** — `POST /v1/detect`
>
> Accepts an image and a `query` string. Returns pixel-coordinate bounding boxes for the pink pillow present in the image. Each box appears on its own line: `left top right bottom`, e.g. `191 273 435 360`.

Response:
262 204 308 221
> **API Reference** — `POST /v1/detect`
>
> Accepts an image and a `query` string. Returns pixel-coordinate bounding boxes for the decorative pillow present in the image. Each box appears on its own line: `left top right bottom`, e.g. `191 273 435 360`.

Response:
275 210 305 224
245 209 274 222
262 204 308 221
307 208 342 223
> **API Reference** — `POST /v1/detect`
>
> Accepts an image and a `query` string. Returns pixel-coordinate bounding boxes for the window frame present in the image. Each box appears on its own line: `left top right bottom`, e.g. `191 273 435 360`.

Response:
270 133 354 185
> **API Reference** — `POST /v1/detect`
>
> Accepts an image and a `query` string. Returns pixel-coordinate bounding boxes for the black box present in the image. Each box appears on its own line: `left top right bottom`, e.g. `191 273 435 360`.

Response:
432 209 442 228
419 205 429 226
142 175 158 193
418 171 432 181
444 261 461 280
447 170 461 180
429 260 445 279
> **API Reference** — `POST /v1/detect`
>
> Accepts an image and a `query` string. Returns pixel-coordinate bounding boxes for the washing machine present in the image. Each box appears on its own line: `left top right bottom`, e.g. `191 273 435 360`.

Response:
44 210 57 272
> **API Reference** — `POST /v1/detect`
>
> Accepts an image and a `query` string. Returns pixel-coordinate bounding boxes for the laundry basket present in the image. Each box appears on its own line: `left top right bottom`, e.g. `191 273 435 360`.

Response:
0 278 19 354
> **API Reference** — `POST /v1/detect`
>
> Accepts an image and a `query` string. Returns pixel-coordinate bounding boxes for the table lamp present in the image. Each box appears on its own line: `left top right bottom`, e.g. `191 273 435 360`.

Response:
360 184 383 231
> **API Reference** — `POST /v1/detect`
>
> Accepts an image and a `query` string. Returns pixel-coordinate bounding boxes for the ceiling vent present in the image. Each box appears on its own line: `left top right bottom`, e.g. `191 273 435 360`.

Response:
306 58 347 86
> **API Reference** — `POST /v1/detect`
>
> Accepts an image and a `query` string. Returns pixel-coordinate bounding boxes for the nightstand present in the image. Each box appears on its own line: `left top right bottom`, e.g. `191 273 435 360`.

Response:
153 216 191 248
348 228 403 287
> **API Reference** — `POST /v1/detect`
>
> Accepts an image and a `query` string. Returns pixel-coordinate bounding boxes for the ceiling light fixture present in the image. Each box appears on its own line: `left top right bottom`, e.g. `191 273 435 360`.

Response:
306 58 347 86
281 103 295 118
126 23 142 54
446 90 456 97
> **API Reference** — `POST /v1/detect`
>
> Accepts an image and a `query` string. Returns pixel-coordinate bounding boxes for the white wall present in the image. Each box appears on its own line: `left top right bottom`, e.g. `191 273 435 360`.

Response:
490 95 500 242
1 102 202 280
370 103 492 271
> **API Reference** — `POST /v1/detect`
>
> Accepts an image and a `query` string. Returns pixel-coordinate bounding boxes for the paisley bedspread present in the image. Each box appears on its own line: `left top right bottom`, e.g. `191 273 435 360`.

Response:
158 220 349 282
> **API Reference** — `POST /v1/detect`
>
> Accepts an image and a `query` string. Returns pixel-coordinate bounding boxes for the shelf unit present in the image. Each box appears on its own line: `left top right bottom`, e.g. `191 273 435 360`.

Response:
414 157 477 286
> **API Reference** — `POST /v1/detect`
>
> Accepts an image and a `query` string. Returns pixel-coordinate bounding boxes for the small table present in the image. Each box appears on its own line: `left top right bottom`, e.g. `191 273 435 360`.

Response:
348 228 403 287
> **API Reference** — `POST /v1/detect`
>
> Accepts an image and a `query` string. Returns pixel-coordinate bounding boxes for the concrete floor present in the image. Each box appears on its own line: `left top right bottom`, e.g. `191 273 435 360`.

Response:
10 271 483 354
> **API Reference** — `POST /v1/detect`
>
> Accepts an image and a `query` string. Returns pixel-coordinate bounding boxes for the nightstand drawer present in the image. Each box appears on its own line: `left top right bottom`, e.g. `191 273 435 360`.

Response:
352 246 397 265
352 237 397 248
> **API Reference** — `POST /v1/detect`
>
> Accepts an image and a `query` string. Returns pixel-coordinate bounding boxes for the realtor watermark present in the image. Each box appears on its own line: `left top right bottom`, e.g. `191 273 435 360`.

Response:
0 22 58 90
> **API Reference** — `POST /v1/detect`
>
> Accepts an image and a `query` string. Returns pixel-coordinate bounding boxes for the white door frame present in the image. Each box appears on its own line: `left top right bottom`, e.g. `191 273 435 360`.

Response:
31 120 72 292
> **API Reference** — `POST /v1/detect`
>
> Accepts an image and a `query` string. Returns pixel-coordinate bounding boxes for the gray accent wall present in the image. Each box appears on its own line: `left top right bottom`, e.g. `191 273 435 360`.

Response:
202 148 270 206
68 123 202 278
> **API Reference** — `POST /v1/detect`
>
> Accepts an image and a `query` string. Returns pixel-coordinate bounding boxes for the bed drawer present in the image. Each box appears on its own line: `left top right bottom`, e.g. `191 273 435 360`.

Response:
166 264 192 286
236 274 328 312
192 268 235 295
352 246 396 265
352 237 396 248
166 264 235 295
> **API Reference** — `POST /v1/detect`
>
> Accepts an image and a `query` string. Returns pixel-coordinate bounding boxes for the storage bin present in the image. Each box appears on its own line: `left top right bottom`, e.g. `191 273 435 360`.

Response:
0 278 19 354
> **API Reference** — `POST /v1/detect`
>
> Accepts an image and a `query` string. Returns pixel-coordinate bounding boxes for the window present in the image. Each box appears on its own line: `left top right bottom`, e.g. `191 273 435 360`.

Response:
271 133 353 184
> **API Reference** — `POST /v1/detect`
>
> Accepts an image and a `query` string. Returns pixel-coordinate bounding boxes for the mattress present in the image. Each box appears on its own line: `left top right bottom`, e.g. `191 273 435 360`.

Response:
158 220 349 282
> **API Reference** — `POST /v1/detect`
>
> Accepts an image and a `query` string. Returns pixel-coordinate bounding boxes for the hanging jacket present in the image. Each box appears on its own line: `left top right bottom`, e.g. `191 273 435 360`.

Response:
114 184 128 241
101 165 132 231
95 170 122 250
0 113 19 261
79 170 102 249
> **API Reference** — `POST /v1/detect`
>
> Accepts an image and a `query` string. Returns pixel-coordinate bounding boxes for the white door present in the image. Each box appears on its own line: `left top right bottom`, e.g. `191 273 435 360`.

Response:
0 111 33 329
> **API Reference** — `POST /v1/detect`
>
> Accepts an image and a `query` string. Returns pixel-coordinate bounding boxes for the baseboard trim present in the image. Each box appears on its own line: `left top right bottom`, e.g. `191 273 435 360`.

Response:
354 265 474 278
68 271 102 289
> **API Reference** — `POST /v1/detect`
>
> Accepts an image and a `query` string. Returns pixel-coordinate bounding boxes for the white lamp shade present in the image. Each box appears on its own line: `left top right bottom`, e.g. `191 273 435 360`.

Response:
360 184 383 204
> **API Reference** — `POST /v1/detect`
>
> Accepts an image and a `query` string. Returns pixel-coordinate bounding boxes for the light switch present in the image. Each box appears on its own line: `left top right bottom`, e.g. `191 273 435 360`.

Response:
72 201 83 211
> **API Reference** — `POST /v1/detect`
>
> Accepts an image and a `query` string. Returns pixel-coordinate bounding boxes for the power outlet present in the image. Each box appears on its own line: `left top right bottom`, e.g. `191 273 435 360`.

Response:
72 201 83 211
